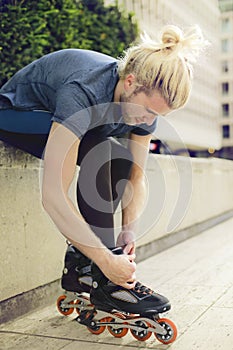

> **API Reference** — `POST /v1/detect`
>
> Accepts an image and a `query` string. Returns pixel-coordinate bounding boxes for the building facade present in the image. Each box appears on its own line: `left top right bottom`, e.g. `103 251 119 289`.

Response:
218 0 233 159
106 0 222 154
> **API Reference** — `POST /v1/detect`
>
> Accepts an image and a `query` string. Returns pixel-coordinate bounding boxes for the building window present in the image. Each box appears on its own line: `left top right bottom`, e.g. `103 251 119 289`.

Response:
222 82 229 95
221 60 229 73
222 39 229 53
222 104 229 117
221 18 230 32
222 125 230 138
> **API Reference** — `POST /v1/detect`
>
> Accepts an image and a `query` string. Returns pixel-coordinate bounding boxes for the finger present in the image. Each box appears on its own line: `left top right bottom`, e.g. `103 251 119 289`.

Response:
122 280 137 289
123 243 134 255
129 245 136 255
126 253 136 263
125 260 136 274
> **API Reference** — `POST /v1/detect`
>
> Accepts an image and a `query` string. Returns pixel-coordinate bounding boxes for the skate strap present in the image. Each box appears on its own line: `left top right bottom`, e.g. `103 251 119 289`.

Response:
80 265 91 274
134 281 153 295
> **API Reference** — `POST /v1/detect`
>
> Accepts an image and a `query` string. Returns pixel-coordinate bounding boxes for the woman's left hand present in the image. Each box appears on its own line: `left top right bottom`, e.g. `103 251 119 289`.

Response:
116 230 136 255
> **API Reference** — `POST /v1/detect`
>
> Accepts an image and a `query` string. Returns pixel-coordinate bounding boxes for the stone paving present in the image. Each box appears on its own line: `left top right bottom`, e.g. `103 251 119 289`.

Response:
1 218 233 350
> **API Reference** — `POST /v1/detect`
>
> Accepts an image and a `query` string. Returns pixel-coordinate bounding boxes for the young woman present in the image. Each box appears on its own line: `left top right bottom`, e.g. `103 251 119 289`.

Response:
0 25 206 317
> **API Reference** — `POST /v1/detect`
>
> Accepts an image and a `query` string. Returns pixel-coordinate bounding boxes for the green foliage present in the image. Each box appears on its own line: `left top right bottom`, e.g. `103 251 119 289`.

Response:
0 0 138 87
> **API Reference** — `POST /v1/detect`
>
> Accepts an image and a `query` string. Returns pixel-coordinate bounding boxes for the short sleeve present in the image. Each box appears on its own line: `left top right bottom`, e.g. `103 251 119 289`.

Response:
52 83 94 138
131 119 157 136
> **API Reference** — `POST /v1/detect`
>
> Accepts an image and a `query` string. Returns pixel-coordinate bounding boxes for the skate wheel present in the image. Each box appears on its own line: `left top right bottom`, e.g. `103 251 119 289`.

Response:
87 316 108 335
107 317 128 338
130 320 152 341
154 318 177 344
56 295 74 316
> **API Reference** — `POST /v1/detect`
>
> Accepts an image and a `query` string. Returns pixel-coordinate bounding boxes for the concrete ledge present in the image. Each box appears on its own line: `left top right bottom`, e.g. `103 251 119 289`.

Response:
1 143 233 323
0 280 61 324
136 209 233 262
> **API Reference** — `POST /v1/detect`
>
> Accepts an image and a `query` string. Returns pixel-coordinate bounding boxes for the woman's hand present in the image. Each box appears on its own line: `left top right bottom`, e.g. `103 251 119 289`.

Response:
116 230 136 255
96 248 137 289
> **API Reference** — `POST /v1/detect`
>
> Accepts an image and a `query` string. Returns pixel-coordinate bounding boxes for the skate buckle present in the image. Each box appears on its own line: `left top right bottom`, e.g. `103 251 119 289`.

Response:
76 309 96 327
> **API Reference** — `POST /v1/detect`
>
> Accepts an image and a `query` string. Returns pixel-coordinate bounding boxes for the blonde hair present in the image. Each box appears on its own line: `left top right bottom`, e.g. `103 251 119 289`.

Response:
118 25 207 109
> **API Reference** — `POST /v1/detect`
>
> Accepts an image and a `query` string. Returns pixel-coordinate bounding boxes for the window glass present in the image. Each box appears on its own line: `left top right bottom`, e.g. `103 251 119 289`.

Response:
222 104 229 117
222 39 229 52
222 125 230 138
221 61 229 73
221 18 230 32
222 82 229 95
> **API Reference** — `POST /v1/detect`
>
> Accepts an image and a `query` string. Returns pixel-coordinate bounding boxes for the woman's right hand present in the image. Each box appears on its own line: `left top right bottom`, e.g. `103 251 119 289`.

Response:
96 249 137 289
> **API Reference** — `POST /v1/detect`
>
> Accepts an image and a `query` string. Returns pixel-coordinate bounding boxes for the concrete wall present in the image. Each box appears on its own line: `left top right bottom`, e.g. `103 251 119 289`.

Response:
136 155 233 247
1 142 233 304
0 143 66 303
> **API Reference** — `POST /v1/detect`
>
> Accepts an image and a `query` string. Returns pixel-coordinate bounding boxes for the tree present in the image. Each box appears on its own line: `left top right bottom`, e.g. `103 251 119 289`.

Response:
0 0 138 87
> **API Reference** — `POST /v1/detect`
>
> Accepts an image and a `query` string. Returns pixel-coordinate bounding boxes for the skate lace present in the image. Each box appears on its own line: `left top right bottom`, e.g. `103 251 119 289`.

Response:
134 281 153 295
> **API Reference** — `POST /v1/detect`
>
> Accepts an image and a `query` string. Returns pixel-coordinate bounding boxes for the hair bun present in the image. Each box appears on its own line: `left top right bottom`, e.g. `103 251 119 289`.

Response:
158 24 208 62
161 25 183 47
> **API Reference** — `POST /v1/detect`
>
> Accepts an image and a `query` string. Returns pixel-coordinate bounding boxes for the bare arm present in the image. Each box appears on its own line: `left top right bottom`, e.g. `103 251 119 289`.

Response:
117 133 152 253
42 122 136 288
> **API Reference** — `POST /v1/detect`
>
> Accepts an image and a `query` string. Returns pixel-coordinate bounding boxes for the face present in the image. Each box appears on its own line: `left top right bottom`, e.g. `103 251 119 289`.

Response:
119 75 172 126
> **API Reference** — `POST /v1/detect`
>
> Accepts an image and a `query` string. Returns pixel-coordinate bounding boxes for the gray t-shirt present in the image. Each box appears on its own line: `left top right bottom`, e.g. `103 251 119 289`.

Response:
0 49 156 138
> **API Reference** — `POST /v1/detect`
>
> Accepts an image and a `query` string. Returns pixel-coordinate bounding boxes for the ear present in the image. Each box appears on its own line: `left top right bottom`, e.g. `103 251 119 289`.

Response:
123 74 136 92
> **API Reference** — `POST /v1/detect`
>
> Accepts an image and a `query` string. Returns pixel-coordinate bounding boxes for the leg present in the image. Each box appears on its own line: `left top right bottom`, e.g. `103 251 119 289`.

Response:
77 133 115 247
0 129 49 158
76 133 133 248
110 138 133 212
0 109 52 158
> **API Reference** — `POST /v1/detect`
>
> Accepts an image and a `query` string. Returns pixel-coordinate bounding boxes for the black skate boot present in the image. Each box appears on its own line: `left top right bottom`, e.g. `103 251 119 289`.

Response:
57 244 93 316
77 247 177 343
90 247 171 316
61 244 92 293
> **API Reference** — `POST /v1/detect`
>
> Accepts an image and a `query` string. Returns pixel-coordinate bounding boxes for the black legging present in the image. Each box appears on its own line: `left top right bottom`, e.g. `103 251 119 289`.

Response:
77 130 133 247
0 109 52 158
0 110 133 247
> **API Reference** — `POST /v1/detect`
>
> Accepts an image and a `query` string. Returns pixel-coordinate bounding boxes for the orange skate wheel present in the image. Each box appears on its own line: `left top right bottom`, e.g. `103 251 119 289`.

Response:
56 295 74 316
107 317 128 338
154 318 177 344
87 316 108 335
130 320 152 341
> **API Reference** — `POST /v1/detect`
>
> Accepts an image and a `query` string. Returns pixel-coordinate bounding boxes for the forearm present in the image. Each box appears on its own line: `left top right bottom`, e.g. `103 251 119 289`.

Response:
122 133 151 233
121 176 147 233
43 191 136 288
42 189 112 267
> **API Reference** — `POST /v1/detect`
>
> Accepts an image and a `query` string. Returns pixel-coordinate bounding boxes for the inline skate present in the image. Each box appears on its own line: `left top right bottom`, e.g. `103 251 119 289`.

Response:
56 244 93 316
76 247 177 344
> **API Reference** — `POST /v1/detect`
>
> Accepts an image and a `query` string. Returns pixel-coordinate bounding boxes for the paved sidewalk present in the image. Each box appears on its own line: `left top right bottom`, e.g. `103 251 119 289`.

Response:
1 218 233 350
